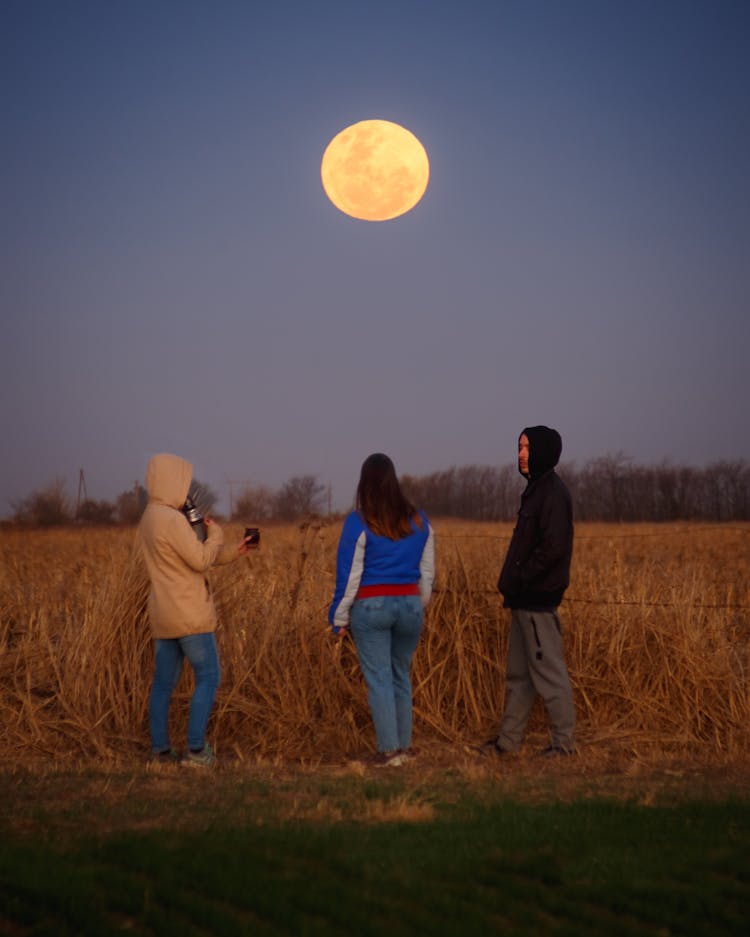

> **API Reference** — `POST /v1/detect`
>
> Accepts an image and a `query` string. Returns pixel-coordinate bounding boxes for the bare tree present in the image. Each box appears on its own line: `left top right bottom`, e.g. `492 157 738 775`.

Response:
11 479 71 527
274 475 326 521
403 464 522 520
76 499 116 525
232 483 276 522
116 483 147 525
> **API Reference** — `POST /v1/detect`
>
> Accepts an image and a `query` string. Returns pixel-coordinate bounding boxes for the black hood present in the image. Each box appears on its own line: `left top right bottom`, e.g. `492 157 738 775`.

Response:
522 425 562 480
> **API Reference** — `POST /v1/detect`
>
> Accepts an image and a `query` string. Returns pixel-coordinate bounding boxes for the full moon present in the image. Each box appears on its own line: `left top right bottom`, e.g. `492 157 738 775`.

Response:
321 119 430 222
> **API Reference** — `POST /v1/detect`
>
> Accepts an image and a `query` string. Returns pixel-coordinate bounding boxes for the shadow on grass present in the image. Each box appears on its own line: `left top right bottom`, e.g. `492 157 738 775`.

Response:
1 800 749 936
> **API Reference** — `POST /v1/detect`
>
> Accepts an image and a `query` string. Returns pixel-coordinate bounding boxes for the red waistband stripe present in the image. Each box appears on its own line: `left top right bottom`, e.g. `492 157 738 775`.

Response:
356 584 420 599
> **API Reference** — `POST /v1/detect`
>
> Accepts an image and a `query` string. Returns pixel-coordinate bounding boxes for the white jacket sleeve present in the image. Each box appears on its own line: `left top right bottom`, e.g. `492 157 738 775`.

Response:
419 523 435 607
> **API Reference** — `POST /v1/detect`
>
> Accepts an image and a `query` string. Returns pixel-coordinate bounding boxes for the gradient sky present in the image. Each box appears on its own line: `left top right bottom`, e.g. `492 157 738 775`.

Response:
3 0 749 517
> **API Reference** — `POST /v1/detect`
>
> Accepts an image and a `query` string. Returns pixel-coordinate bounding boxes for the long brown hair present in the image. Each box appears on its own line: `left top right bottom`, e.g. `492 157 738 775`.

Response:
356 453 422 540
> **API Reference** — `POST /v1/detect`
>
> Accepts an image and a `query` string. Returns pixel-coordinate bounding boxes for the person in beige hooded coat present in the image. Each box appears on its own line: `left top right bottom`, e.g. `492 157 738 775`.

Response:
139 453 252 766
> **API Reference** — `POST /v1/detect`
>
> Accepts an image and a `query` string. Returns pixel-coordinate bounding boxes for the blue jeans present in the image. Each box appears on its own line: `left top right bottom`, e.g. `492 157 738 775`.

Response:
149 632 221 753
350 595 423 752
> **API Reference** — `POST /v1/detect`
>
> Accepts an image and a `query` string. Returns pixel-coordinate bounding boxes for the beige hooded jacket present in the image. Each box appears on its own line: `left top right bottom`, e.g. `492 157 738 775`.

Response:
139 453 225 639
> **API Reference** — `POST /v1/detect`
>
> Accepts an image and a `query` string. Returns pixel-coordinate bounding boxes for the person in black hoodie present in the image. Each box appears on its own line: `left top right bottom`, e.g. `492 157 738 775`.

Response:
486 425 576 757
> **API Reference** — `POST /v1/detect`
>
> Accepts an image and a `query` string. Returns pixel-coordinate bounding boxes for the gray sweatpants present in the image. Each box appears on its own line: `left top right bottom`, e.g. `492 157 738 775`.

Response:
497 608 576 751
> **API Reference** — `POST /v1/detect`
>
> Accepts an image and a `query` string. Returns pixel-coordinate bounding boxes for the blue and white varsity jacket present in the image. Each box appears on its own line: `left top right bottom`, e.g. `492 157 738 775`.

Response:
328 510 435 631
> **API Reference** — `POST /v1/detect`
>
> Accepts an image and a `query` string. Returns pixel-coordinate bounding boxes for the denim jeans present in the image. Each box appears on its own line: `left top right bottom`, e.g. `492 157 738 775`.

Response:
350 595 423 752
149 632 221 753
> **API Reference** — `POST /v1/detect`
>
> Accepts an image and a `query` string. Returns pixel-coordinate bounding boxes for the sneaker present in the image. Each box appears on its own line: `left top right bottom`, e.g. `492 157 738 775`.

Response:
540 745 575 758
372 750 408 768
398 747 419 760
181 744 217 768
149 748 180 765
478 737 510 757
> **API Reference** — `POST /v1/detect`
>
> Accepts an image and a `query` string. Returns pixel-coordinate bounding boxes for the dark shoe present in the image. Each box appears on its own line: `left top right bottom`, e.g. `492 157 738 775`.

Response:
149 748 180 765
540 745 575 758
478 737 510 757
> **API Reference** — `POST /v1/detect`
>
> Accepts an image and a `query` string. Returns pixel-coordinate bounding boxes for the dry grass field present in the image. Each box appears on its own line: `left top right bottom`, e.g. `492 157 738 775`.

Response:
1 519 749 774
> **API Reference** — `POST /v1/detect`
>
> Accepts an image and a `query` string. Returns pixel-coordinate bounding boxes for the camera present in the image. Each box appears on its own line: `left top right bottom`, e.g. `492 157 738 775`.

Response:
182 495 207 542
244 526 261 546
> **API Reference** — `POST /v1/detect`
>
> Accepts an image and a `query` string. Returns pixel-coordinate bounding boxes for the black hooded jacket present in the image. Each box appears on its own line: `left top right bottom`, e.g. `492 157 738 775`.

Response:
497 426 573 609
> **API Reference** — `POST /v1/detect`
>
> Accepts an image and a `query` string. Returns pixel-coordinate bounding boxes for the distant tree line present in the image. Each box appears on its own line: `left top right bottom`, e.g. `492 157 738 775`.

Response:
6 459 749 527
565 455 750 522
401 456 750 523
7 474 328 528
9 479 150 527
401 465 523 522
230 475 327 523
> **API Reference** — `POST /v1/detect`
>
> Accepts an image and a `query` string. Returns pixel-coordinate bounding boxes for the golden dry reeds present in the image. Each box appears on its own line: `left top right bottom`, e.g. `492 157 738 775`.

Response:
1 520 748 765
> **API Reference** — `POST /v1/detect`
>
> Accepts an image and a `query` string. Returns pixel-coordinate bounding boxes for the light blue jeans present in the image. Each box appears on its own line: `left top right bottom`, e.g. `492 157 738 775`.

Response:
350 595 423 752
149 632 221 753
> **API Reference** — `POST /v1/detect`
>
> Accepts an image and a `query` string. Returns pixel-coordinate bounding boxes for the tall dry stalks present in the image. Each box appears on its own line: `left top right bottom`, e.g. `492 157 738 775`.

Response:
1 521 748 763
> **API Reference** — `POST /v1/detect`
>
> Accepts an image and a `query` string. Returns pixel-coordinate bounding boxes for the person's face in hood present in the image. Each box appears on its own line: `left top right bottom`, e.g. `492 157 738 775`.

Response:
518 434 530 477
519 426 563 481
145 453 193 509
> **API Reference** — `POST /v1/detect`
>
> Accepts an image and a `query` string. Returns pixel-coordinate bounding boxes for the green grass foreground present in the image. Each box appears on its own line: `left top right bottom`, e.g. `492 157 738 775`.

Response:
1 780 748 937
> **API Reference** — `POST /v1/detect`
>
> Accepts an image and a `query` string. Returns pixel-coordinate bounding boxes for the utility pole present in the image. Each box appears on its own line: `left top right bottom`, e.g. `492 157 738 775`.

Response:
75 468 88 519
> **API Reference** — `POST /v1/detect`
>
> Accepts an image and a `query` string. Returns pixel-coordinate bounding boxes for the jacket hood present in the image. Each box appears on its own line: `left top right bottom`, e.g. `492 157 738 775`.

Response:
522 426 562 480
145 453 192 509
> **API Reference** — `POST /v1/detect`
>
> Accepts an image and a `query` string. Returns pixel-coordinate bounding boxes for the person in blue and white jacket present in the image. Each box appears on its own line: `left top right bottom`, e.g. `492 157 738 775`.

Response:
329 453 435 767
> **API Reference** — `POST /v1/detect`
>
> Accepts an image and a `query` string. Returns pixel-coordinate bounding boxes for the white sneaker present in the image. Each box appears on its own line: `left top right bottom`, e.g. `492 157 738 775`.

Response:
181 744 217 768
373 750 408 768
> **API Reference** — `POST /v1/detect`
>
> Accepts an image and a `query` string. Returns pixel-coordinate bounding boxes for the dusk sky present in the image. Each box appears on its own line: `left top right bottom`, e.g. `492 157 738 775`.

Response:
3 0 749 517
